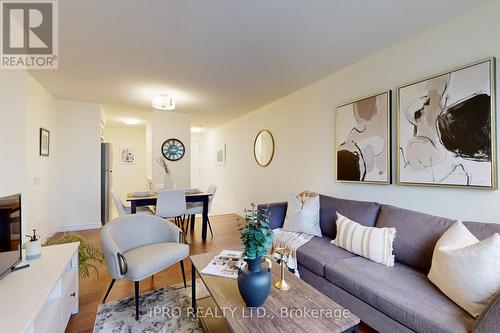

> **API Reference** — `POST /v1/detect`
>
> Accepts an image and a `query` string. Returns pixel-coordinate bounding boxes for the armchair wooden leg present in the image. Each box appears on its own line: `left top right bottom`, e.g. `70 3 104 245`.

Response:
102 279 116 303
135 281 140 320
180 260 187 288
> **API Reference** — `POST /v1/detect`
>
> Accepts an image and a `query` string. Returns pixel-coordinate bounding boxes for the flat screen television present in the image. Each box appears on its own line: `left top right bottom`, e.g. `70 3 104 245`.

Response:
0 194 22 278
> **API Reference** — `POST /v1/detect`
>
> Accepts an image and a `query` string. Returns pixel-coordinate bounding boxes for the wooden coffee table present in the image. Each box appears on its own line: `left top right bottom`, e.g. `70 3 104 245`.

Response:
190 252 359 333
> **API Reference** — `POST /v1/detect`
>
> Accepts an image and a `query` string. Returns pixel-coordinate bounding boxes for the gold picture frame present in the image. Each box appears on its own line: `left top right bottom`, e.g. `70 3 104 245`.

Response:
396 58 496 189
335 91 392 184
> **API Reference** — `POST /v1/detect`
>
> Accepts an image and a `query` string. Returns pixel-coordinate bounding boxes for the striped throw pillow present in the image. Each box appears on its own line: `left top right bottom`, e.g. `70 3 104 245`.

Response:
332 213 396 267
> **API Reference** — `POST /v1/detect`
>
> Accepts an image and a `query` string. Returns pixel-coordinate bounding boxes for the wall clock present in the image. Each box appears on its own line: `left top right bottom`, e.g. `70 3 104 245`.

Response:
161 138 185 161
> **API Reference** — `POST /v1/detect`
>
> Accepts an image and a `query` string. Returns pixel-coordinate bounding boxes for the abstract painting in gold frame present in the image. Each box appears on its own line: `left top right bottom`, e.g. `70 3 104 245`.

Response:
397 58 496 189
335 91 391 184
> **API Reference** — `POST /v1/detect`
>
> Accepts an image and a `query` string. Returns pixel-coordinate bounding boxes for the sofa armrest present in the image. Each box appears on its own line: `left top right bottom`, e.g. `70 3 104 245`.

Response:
258 202 287 230
473 291 500 333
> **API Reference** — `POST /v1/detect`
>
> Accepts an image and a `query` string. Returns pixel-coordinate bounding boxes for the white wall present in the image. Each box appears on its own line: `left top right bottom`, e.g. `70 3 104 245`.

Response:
191 132 202 189
0 72 60 238
0 73 101 237
104 125 148 200
24 76 58 237
0 71 27 198
146 124 152 180
200 1 500 223
152 111 191 189
54 100 102 230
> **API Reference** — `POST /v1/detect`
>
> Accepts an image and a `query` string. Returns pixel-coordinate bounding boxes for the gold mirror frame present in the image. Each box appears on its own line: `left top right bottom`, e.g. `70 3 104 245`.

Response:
254 129 275 167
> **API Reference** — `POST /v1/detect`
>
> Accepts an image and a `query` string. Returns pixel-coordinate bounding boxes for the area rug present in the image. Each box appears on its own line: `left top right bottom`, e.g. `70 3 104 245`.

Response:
93 279 210 333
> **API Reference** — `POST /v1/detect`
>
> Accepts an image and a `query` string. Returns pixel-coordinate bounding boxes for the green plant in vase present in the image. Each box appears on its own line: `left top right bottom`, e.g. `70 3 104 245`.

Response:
240 204 273 259
45 233 104 278
238 204 274 307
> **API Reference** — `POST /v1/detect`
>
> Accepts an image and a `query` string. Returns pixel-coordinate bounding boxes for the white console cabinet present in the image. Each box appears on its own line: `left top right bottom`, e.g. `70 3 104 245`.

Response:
0 243 79 333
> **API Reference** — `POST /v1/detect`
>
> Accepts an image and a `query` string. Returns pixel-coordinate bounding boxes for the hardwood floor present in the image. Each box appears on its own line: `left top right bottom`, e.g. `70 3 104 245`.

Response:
64 214 376 333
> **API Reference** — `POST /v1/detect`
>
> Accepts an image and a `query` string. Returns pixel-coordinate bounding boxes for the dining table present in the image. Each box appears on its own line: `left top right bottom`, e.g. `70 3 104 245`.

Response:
126 191 213 240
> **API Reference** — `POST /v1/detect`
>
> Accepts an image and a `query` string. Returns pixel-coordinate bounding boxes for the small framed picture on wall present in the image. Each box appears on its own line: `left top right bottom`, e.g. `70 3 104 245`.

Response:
120 147 136 165
216 143 226 166
39 128 50 157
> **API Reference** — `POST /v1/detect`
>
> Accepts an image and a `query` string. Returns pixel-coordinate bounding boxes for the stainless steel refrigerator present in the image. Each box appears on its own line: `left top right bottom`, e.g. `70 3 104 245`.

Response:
101 143 112 224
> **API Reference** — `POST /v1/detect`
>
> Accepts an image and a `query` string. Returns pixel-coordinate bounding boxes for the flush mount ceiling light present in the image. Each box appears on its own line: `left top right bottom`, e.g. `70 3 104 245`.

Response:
152 94 175 110
122 118 141 125
190 126 204 133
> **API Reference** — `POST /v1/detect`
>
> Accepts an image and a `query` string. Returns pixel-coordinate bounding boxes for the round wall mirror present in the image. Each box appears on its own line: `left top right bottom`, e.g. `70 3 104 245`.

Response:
254 130 275 167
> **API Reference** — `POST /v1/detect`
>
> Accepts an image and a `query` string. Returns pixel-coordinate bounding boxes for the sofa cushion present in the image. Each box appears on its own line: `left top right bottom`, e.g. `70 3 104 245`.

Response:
473 291 500 333
283 194 321 236
333 213 396 266
298 264 415 333
428 222 500 317
260 202 288 229
296 236 355 277
375 205 500 273
319 195 380 239
325 257 475 333
463 221 500 240
376 205 456 273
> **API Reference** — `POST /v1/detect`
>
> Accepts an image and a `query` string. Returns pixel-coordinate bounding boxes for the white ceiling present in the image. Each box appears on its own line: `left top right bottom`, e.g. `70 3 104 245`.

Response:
101 104 151 127
30 0 490 128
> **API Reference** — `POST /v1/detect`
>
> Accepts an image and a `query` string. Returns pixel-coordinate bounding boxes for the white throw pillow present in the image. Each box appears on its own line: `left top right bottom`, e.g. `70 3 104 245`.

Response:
428 221 500 317
282 194 321 237
332 213 396 267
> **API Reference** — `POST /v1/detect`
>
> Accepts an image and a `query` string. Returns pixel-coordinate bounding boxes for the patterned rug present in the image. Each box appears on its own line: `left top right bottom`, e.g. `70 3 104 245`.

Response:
93 279 210 333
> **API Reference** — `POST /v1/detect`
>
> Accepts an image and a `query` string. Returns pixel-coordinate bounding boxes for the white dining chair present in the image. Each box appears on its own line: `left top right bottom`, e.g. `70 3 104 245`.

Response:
185 184 217 235
111 190 152 216
155 189 187 230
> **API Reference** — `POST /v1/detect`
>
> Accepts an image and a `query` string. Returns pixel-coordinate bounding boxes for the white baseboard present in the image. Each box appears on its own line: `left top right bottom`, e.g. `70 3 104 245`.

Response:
54 222 102 233
210 202 247 218
42 222 102 241
211 203 236 215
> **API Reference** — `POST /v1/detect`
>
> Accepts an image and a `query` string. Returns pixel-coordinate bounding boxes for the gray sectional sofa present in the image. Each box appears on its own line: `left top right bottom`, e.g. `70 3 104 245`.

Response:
261 195 500 333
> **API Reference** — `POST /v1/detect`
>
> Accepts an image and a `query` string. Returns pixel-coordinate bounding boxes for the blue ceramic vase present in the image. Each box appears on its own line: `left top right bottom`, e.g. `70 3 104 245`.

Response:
237 256 272 307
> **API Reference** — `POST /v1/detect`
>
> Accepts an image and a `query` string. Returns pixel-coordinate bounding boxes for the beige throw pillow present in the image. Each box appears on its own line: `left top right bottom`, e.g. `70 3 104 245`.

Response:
428 221 500 317
282 193 321 237
332 213 396 266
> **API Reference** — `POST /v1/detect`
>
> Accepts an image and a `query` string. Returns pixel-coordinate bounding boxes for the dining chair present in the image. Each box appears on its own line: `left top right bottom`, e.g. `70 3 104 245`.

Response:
111 189 152 216
155 189 187 230
185 184 217 235
101 214 188 320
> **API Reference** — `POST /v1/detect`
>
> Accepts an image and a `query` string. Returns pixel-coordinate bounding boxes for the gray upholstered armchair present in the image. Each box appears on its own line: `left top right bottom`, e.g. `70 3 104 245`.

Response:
101 214 189 320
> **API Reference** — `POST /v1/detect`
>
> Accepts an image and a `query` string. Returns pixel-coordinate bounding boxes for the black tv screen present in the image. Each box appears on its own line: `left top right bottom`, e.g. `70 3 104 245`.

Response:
0 194 22 278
